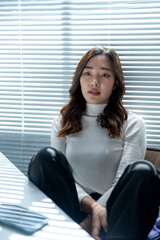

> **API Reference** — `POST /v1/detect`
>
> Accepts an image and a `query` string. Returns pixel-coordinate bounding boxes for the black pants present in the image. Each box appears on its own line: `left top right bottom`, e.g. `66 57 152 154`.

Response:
28 147 160 240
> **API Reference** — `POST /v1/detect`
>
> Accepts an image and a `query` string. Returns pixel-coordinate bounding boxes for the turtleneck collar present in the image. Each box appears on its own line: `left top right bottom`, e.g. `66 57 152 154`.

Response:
85 103 107 117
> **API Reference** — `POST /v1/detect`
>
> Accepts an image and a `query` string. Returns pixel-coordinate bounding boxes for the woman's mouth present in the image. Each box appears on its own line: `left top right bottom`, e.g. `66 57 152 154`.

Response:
88 90 100 96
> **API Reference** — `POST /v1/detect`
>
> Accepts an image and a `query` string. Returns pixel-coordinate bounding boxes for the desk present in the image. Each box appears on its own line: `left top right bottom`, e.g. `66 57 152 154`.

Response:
0 152 92 240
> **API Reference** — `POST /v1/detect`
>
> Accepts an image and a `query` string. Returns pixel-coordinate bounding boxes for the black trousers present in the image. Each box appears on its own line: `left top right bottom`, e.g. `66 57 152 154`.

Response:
28 147 160 240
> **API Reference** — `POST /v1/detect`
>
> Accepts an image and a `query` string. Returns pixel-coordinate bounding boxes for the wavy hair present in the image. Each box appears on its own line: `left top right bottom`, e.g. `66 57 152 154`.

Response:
57 46 128 138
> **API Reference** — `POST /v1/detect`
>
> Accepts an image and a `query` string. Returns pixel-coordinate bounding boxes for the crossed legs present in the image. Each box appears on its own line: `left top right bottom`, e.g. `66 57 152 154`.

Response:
28 147 160 239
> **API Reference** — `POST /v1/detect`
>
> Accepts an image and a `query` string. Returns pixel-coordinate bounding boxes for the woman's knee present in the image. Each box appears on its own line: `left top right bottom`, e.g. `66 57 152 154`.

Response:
31 147 60 166
28 147 59 177
128 160 159 181
28 147 63 187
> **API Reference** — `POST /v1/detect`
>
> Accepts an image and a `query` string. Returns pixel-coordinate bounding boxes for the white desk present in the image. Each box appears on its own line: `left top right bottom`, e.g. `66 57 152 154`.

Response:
0 152 92 240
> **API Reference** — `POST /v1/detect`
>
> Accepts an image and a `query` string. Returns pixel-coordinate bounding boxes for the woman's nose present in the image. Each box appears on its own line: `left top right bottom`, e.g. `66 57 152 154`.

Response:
90 78 100 87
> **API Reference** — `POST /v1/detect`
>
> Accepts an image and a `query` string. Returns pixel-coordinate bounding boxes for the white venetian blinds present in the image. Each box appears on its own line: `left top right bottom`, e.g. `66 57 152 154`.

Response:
0 0 160 175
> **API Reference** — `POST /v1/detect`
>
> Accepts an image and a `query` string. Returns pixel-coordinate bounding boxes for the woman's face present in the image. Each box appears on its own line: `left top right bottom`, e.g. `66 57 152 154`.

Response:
80 54 115 104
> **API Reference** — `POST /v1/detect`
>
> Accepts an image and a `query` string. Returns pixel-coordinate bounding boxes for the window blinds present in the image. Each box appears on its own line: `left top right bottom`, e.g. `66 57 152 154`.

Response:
0 0 160 175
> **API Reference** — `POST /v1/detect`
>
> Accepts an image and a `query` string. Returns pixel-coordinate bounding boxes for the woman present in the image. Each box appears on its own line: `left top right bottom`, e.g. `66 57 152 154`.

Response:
28 46 160 240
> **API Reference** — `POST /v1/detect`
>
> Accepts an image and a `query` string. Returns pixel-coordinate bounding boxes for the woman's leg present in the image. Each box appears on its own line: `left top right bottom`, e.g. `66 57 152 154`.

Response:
28 147 86 223
103 160 160 240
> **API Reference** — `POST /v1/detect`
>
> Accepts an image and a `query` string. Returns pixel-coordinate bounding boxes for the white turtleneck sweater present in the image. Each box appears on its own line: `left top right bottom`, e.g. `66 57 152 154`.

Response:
51 104 146 207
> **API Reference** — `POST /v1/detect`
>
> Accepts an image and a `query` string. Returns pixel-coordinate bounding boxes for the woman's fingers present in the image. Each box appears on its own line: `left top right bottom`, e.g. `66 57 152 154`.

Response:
100 213 107 232
91 206 107 240
80 216 92 234
91 216 101 240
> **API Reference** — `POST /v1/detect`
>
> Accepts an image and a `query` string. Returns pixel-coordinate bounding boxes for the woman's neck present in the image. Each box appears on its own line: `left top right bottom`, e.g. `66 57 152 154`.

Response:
85 103 107 117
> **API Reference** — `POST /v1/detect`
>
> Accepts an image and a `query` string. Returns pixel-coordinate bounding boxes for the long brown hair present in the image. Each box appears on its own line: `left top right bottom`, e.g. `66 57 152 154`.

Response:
57 46 128 138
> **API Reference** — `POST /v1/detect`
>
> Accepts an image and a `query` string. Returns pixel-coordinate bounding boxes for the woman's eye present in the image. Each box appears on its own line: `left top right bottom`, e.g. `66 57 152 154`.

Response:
83 72 90 76
102 73 109 78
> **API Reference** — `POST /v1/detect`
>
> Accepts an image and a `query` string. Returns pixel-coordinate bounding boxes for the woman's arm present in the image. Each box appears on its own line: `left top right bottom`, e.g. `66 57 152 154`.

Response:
51 117 66 154
97 113 147 207
80 196 107 240
51 117 92 199
51 117 107 239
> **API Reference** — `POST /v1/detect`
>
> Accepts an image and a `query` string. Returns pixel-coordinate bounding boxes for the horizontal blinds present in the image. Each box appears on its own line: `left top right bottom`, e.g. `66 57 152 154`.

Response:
0 0 160 174
0 2 26 172
107 0 160 149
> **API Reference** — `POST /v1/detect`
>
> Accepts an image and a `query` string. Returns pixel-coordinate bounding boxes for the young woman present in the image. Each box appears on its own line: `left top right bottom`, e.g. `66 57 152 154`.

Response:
28 46 160 240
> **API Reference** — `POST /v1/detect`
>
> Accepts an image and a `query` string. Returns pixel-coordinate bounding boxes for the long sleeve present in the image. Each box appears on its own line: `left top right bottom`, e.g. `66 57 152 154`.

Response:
97 113 146 207
75 183 90 201
51 117 66 156
51 117 90 200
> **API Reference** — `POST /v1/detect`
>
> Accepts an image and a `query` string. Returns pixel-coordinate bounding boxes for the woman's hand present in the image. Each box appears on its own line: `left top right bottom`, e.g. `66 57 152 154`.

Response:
80 215 92 234
80 196 107 240
91 202 107 240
